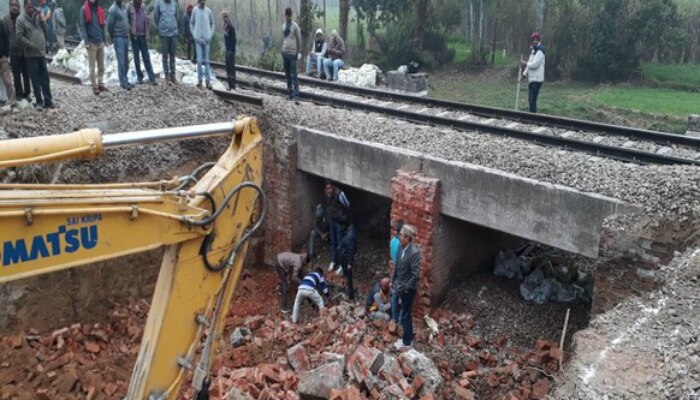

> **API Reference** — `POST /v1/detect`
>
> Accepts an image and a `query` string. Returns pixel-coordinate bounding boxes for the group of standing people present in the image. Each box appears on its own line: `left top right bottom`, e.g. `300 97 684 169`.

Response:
1 0 55 112
275 181 422 349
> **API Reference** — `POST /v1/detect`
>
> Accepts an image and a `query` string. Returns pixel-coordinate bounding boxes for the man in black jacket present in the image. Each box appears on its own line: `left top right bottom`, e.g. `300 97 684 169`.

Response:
3 0 30 104
0 13 16 112
222 10 235 90
324 181 350 274
392 224 421 348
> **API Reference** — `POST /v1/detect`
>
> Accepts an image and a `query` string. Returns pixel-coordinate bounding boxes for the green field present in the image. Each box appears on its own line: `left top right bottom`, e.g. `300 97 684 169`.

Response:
641 63 700 90
430 69 695 133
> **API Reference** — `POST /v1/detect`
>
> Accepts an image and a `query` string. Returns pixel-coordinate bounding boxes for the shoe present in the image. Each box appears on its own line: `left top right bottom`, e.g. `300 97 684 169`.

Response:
170 75 178 84
196 82 202 89
393 339 408 350
335 268 343 276
328 262 335 271
18 98 30 109
98 84 108 92
43 102 56 110
0 105 10 114
35 103 43 111
206 82 212 90
128 84 135 90
92 87 100 95
149 80 157 86
121 85 131 91
280 307 291 314
137 79 144 85
294 97 300 105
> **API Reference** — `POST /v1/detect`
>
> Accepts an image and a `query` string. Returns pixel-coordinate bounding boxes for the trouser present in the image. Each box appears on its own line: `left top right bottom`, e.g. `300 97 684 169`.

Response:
398 289 416 346
282 53 299 99
196 41 211 84
160 35 177 77
225 50 236 89
185 38 195 61
275 261 290 310
56 35 65 48
370 311 391 321
113 36 129 88
528 81 542 113
328 221 342 265
86 43 105 89
0 57 16 105
323 58 344 80
305 54 323 76
132 36 155 83
341 258 355 301
11 54 31 99
292 286 324 323
25 57 52 106
390 287 400 322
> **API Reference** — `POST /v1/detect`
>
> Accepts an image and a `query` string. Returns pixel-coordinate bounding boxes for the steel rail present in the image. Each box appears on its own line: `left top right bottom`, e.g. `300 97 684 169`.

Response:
233 78 700 166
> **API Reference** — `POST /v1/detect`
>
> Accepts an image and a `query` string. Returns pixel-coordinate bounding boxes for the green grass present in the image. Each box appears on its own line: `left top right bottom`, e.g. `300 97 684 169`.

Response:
641 63 700 89
447 37 518 66
430 68 691 133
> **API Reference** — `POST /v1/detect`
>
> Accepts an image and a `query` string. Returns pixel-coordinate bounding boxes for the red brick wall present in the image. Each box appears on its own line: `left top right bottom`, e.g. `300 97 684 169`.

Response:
390 170 441 317
261 141 296 265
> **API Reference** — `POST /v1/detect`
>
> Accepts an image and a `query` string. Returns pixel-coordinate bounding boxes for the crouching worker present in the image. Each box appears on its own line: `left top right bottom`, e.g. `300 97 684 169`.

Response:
292 268 329 323
367 277 392 321
275 251 308 313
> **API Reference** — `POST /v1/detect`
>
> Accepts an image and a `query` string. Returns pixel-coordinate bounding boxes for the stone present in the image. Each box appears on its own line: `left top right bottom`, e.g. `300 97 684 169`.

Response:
532 378 551 399
298 362 345 400
85 342 101 353
378 354 409 389
453 385 475 400
355 346 385 375
287 343 310 372
230 327 252 347
322 352 346 368
398 349 443 395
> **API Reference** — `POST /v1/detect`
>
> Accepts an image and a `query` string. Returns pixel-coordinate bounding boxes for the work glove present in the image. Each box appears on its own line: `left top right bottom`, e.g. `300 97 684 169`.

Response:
347 264 352 271
297 53 302 60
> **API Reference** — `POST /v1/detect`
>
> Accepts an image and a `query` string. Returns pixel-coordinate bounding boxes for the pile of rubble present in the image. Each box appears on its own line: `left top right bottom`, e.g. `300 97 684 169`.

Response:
0 299 148 400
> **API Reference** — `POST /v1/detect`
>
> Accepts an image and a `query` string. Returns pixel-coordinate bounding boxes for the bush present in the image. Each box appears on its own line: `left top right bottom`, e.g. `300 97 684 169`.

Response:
371 18 454 71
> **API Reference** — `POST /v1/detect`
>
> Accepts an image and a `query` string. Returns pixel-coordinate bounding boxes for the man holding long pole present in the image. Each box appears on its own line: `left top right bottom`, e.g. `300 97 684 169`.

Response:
520 32 545 113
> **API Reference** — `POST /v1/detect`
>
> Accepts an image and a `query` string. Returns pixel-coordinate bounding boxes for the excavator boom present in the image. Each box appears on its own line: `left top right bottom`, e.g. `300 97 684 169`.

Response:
0 118 265 399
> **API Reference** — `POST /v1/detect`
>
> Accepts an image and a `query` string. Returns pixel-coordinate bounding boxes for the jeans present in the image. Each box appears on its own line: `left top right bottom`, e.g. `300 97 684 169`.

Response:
225 50 236 89
185 37 195 61
305 54 323 76
528 81 543 113
275 261 290 310
132 36 155 83
0 57 16 105
328 221 342 265
398 288 416 346
282 53 299 99
160 35 177 76
323 58 344 80
341 259 355 301
196 41 211 84
113 36 129 88
292 286 324 324
10 55 31 99
86 43 105 88
25 57 52 106
390 288 400 322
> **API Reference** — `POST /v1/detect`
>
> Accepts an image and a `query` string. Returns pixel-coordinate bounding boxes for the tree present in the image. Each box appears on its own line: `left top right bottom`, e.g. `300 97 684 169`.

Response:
339 0 350 40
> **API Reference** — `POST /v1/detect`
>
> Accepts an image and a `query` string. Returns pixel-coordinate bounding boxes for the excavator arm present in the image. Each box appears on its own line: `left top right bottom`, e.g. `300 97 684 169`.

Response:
0 118 266 399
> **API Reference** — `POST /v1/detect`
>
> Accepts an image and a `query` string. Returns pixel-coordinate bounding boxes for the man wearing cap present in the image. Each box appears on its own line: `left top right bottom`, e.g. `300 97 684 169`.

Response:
520 32 545 113
306 28 326 77
392 224 421 349
323 29 345 81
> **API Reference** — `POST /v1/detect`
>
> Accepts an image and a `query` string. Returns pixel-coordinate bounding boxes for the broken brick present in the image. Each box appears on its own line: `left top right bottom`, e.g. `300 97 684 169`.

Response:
532 378 551 399
453 385 475 400
286 344 310 372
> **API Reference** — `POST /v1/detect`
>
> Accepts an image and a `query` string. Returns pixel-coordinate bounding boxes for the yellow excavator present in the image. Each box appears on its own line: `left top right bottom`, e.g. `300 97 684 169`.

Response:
0 118 266 399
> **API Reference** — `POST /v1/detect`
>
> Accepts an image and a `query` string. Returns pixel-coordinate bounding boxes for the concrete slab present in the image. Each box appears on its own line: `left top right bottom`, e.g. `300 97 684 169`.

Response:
295 127 631 258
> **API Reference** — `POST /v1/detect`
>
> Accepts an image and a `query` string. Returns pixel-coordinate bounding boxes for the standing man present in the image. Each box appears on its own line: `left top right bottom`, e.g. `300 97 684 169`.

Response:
182 4 194 62
4 0 31 105
389 219 403 322
339 222 357 301
107 0 131 90
305 28 326 77
128 0 156 85
154 0 179 84
51 0 65 49
0 13 16 113
292 268 329 324
322 30 345 81
221 10 236 91
79 0 107 95
38 0 52 53
262 31 270 54
280 7 301 103
275 251 308 313
190 0 213 89
324 181 350 274
16 0 53 110
520 32 545 113
392 224 421 349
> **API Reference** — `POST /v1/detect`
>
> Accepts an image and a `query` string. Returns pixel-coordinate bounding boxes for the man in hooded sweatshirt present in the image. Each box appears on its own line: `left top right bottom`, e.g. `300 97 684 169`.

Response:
280 7 301 103
107 0 131 90
3 0 31 104
190 0 213 89
79 0 107 95
128 0 156 85
154 0 179 83
305 28 326 77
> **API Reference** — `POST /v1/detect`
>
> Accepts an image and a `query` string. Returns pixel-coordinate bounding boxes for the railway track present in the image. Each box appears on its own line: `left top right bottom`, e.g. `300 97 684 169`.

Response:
55 40 700 166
